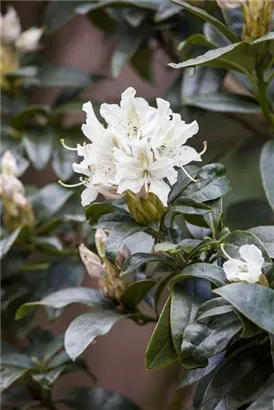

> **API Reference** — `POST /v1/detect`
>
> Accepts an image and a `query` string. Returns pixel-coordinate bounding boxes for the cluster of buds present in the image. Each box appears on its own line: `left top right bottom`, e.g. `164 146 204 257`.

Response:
216 0 273 41
79 229 130 307
0 151 35 232
0 6 43 90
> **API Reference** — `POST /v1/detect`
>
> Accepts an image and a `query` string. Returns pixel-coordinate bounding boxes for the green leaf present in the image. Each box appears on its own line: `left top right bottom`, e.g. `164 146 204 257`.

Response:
183 163 231 203
32 366 69 387
170 285 199 356
11 105 50 130
121 253 176 276
121 280 157 310
22 129 53 171
52 138 77 182
31 183 74 221
203 198 222 235
201 346 272 410
249 226 274 258
246 378 274 409
184 92 261 113
182 66 226 100
168 165 199 203
171 197 212 215
65 311 125 360
106 221 145 263
215 283 274 334
131 43 152 81
111 28 148 77
58 386 141 410
146 296 177 369
178 34 216 59
181 313 241 368
75 1 156 14
0 227 22 259
222 230 272 264
44 1 81 33
169 263 227 289
169 42 254 75
179 353 225 388
16 287 109 320
260 140 274 212
32 236 63 253
0 354 33 393
38 66 92 88
195 297 232 321
172 0 238 43
85 202 115 225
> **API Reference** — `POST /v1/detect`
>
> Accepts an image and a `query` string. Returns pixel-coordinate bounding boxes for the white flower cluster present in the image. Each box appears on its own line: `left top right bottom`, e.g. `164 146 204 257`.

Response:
72 87 205 207
0 6 43 52
223 244 265 284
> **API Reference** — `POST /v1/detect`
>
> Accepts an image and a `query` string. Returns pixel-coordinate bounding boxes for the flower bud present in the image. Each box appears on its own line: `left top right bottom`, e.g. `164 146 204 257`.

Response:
0 6 21 44
95 229 107 259
242 0 273 41
15 27 43 52
125 190 165 225
79 244 105 279
1 151 18 175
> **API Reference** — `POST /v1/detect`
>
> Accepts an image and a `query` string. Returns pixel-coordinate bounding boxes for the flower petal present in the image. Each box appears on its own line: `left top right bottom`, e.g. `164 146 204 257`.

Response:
81 184 99 206
223 258 244 282
82 102 105 141
239 244 264 270
149 178 170 206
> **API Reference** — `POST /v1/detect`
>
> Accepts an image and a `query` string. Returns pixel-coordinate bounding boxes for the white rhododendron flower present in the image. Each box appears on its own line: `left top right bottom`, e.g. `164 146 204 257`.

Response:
216 0 245 9
0 6 42 51
223 244 264 283
16 27 43 52
71 87 205 207
0 6 21 44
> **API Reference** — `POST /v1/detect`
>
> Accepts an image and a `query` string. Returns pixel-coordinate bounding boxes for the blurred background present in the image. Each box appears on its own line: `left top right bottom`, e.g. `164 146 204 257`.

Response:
1 1 273 409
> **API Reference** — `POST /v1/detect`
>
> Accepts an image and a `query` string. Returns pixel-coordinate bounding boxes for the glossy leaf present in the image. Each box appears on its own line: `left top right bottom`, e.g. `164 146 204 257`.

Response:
249 226 274 258
0 354 33 393
171 197 212 215
121 253 176 276
182 66 226 100
38 66 92 88
85 202 115 225
65 310 125 360
195 297 232 321
184 92 261 113
121 280 157 310
246 378 274 409
214 283 274 334
170 285 199 356
16 288 110 320
168 165 199 203
146 296 177 369
181 313 241 368
52 139 77 182
106 222 145 263
0 227 22 260
169 263 227 289
260 140 274 211
58 386 141 410
172 0 238 43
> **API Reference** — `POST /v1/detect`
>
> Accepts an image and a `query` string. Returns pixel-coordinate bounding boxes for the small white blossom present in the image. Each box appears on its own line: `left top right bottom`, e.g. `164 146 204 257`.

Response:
216 0 245 9
71 87 205 207
1 151 18 175
16 27 43 52
223 244 264 283
0 6 21 44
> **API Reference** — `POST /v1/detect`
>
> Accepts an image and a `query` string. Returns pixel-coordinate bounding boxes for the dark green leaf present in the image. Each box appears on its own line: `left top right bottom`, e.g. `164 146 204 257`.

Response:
203 198 222 235
169 42 254 75
11 105 50 130
171 197 211 215
182 66 226 100
31 183 74 221
16 287 109 320
33 236 63 253
184 92 261 113
169 263 227 289
146 296 177 369
52 138 77 181
170 285 199 356
23 129 53 171
131 43 152 81
85 202 115 225
121 280 157 310
58 386 141 410
0 227 22 259
214 283 274 334
0 354 34 393
106 221 145 263
195 297 232 321
172 0 238 43
181 313 241 368
178 34 216 59
44 1 81 33
32 366 68 386
121 253 176 276
168 165 199 203
183 163 231 203
65 310 125 360
38 66 92 88
246 377 274 409
260 140 274 212
249 226 274 258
